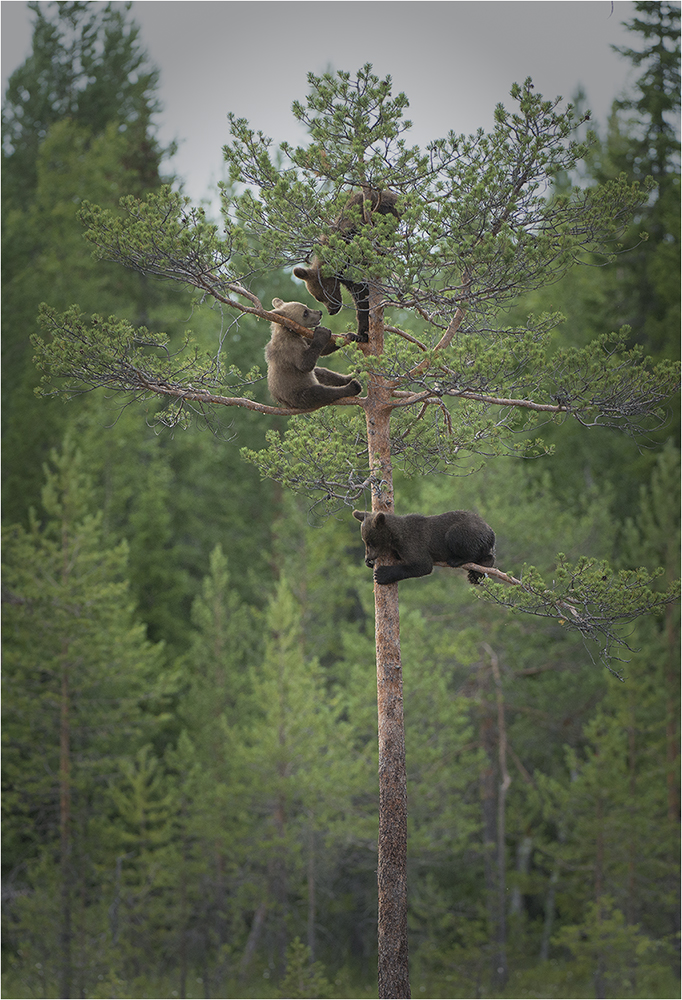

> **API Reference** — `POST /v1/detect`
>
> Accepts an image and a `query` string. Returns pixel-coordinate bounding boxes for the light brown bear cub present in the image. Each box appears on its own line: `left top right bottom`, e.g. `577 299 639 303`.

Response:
352 510 495 585
265 298 362 410
293 189 400 343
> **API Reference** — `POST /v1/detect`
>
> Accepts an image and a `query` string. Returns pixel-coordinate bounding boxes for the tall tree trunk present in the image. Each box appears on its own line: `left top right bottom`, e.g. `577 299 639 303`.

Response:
539 865 558 962
478 673 497 975
239 901 268 979
480 713 497 903
362 285 410 999
509 836 533 918
179 833 188 1000
627 687 637 928
540 824 564 963
665 602 680 823
59 647 72 1000
307 817 316 962
270 793 288 971
488 645 510 989
594 792 605 1000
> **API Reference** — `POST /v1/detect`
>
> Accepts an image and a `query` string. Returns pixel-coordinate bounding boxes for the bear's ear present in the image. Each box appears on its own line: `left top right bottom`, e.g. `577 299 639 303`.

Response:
272 298 284 309
374 512 386 526
293 266 311 280
352 510 366 522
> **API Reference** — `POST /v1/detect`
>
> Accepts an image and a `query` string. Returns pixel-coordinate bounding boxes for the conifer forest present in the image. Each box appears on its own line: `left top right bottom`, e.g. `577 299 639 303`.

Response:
2 3 680 998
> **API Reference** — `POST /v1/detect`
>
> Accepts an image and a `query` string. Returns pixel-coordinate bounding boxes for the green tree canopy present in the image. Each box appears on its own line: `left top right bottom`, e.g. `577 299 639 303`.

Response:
2 0 165 206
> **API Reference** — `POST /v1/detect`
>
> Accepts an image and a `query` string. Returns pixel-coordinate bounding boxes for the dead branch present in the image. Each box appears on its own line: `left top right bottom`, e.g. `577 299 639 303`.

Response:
389 388 570 416
384 326 428 350
432 562 523 585
445 389 569 413
433 268 471 352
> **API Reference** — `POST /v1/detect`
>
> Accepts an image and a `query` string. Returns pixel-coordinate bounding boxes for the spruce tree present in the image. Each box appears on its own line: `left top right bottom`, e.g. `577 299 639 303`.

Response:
604 0 680 358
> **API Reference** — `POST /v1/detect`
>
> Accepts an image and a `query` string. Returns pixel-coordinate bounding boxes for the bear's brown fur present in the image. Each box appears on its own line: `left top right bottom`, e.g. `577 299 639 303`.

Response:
352 509 495 585
293 189 400 343
265 298 362 410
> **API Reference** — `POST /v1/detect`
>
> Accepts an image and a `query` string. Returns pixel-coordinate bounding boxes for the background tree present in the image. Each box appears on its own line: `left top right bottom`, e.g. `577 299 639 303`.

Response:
2 439 167 999
1 0 172 524
1 0 163 208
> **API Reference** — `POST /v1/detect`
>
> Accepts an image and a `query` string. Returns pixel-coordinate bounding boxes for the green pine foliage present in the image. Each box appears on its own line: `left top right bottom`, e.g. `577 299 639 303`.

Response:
2 438 170 997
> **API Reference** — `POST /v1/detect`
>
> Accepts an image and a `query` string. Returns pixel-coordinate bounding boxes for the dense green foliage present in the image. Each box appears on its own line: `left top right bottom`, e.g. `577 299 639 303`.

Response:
2 2 679 998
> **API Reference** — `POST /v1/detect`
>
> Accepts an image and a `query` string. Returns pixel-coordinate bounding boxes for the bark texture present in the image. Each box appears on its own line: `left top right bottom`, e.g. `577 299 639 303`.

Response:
362 285 410 998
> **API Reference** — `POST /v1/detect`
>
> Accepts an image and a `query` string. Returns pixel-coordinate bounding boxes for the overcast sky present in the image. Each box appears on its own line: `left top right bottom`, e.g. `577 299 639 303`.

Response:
2 1 644 206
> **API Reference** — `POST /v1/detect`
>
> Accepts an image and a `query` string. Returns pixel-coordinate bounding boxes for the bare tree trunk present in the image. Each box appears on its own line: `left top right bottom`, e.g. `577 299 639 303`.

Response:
374 554 409 999
627 688 637 928
665 602 680 823
479 701 497 924
307 817 316 961
478 678 497 978
489 646 510 989
271 793 288 973
362 285 410 999
59 646 72 1000
179 830 189 1000
509 836 532 917
594 794 605 1000
540 824 564 963
539 865 558 962
239 901 268 978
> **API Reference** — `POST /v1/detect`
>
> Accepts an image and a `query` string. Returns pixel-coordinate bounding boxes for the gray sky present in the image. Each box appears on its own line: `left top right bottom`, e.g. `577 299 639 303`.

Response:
2 1 643 205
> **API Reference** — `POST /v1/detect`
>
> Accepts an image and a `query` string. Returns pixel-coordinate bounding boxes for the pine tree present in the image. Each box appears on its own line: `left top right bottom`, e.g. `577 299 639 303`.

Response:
612 1 680 192
1 0 172 525
2 0 164 208
169 546 259 993
235 577 368 978
604 1 680 359
2 436 166 999
31 65 680 997
277 937 332 999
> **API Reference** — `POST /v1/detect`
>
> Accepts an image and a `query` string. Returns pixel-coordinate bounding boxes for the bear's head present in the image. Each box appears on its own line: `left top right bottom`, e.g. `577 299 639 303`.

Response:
352 510 392 567
293 263 343 315
271 297 322 329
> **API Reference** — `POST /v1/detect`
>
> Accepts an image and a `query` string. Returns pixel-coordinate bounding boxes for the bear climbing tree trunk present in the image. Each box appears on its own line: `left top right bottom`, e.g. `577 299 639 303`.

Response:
361 284 411 999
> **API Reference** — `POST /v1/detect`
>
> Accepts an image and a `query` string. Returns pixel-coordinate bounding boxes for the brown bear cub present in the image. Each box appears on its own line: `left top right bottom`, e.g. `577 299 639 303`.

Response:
265 298 362 410
352 510 495 585
293 189 400 343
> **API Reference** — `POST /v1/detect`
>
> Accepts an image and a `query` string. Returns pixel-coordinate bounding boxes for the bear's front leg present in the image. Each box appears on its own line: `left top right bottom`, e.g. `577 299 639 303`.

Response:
317 327 346 356
297 326 334 372
373 560 433 584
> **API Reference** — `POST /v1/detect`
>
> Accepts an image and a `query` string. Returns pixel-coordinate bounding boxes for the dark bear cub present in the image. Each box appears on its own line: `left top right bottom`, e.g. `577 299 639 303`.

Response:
352 510 495 585
265 298 362 410
293 189 400 343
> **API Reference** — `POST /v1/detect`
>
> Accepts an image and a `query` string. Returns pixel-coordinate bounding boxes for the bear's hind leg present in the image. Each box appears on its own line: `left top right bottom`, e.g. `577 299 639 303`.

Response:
444 528 495 584
351 283 370 343
297 380 362 408
314 367 358 387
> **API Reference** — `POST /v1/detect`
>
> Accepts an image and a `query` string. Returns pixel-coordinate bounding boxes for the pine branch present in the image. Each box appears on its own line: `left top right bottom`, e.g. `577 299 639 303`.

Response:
445 558 681 670
32 305 358 419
